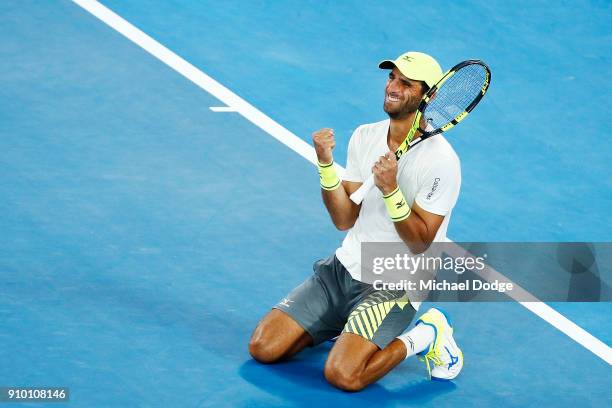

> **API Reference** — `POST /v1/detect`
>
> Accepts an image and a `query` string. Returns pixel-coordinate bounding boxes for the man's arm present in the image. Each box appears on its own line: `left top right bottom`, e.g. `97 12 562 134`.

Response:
312 128 361 231
321 180 362 231
391 201 444 254
372 152 445 253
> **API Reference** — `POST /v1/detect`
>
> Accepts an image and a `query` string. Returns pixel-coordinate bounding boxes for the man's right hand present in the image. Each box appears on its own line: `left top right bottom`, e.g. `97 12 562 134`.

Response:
312 128 335 164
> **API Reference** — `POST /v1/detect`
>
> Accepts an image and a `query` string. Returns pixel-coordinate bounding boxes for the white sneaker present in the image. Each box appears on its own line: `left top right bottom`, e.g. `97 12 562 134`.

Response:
416 307 464 381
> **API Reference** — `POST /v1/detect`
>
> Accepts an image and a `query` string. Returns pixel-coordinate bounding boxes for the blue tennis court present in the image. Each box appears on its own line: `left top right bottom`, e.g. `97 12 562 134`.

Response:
1 1 610 406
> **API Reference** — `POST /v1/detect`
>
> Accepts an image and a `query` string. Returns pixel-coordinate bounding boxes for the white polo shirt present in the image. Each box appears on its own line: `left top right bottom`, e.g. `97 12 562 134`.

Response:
335 119 461 284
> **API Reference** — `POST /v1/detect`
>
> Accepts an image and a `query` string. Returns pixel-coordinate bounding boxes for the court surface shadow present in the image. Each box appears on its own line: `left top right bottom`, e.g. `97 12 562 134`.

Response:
239 344 457 407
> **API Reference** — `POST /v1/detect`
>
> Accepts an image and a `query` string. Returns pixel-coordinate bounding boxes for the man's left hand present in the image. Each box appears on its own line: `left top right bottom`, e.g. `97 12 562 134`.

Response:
372 152 398 196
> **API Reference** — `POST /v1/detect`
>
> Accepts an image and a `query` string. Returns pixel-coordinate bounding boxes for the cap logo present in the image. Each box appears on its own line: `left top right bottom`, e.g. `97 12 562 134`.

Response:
402 55 414 62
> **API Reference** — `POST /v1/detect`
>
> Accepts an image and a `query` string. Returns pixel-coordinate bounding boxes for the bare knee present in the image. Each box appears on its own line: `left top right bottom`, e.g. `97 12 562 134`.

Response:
248 336 284 364
248 310 309 364
324 360 365 392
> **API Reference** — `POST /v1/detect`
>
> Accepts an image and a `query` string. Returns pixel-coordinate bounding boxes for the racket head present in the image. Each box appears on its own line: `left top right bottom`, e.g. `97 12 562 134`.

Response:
393 60 490 160
420 60 491 136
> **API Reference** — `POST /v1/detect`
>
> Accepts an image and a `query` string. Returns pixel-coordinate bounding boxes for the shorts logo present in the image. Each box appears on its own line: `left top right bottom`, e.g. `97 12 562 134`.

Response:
426 178 440 200
279 298 294 307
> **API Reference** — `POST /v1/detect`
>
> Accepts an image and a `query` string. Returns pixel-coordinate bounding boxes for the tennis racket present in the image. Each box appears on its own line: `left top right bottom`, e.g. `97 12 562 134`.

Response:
349 60 491 204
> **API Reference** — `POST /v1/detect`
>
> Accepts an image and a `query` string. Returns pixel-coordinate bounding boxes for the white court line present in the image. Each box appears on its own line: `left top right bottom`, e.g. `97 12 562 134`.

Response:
210 106 238 112
443 244 612 365
71 0 611 365
71 0 317 168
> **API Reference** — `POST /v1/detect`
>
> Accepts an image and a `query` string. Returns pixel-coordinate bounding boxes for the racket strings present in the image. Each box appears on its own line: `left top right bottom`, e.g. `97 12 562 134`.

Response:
424 64 487 130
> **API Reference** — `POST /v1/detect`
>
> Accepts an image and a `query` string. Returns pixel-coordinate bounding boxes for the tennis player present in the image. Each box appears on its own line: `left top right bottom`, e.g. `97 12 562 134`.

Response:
249 51 463 391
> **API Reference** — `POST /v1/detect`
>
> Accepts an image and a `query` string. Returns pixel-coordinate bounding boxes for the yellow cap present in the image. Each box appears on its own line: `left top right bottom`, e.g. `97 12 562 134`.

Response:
379 51 443 88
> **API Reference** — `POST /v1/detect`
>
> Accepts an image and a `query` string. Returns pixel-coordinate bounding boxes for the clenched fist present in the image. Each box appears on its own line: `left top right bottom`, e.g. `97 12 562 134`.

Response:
373 152 399 195
312 128 335 164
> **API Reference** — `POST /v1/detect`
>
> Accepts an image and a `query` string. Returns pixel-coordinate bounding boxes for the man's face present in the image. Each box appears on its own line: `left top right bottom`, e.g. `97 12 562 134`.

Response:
383 67 427 120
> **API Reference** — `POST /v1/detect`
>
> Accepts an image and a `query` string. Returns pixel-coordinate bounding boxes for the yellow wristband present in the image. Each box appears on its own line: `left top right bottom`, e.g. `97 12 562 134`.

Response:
317 160 341 191
383 186 411 222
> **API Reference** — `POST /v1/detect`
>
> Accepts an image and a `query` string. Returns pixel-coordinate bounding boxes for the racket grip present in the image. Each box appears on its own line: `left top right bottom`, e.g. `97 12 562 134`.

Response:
350 175 375 204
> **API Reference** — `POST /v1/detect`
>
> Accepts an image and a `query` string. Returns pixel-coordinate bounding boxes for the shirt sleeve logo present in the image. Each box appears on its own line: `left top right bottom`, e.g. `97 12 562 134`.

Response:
426 178 441 200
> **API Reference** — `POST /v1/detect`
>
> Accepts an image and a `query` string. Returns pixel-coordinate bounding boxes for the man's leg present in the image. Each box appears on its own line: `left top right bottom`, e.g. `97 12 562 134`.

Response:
248 256 346 364
324 332 408 391
248 309 313 363
325 305 462 391
324 290 422 391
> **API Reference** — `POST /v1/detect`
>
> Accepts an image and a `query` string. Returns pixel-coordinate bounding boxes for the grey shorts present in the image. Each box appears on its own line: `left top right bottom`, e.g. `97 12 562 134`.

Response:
274 254 416 349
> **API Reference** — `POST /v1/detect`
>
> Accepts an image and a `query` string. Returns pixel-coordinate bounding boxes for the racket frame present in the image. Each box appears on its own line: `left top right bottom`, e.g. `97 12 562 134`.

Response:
394 59 491 161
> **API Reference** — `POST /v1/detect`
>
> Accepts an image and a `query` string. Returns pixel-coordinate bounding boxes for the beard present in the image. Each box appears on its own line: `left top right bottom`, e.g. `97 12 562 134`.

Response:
383 94 421 120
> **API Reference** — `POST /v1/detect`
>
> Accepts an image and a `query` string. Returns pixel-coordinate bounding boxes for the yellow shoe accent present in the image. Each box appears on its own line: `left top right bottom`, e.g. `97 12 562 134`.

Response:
416 307 463 380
